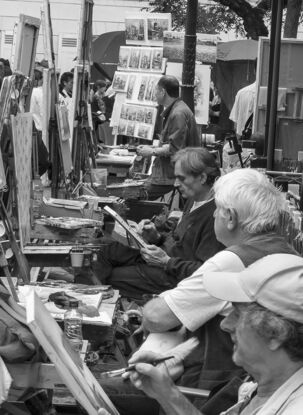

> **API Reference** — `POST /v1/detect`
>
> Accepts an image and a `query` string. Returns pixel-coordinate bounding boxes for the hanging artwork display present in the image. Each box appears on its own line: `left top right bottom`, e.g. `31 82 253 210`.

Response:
125 13 171 46
118 46 166 73
118 104 157 140
112 71 161 107
163 31 218 64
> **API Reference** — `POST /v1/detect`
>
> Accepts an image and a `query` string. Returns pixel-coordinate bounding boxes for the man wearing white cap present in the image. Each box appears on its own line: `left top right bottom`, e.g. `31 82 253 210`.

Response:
128 253 303 414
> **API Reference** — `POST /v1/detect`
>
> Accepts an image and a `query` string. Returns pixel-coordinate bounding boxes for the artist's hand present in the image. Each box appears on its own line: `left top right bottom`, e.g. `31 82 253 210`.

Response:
138 220 161 244
137 145 153 158
140 245 170 267
129 358 176 402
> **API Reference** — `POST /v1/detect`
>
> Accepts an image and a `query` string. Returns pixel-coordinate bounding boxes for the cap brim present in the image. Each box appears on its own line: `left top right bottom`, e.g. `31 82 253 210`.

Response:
203 271 252 303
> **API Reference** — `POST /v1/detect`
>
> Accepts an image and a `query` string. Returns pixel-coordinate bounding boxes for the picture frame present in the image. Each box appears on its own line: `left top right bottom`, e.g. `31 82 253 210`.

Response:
151 48 164 72
163 31 218 64
118 46 130 70
112 71 129 92
125 18 145 45
128 48 141 70
139 48 152 70
147 16 171 45
126 74 136 99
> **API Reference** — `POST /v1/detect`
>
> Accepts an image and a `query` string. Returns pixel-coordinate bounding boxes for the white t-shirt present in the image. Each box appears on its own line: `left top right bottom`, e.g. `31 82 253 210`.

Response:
30 86 43 131
229 82 256 136
160 250 245 332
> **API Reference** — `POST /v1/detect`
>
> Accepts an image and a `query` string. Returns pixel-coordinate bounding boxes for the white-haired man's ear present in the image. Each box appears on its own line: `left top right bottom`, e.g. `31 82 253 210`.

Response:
226 208 238 231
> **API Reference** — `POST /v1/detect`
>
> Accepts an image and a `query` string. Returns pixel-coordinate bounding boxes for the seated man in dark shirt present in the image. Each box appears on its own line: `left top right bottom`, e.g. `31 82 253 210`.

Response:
93 147 224 299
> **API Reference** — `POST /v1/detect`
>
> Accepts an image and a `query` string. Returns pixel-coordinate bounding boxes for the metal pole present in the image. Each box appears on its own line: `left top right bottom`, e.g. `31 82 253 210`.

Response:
266 0 283 169
181 0 198 112
264 0 278 154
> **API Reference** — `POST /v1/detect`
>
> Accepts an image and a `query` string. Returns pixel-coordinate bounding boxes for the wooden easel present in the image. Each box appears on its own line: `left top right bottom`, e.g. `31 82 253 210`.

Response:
70 0 97 185
42 0 73 197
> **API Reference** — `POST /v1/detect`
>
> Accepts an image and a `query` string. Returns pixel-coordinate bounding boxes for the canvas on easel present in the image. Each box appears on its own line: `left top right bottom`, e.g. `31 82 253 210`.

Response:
11 14 40 79
26 290 119 415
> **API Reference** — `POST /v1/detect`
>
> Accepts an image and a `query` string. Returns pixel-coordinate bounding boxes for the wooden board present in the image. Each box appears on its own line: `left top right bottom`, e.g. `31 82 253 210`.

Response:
11 113 33 251
26 290 119 415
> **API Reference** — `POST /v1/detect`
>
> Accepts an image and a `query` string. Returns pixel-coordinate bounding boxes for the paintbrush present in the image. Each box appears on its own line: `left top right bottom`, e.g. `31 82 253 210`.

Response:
100 355 175 378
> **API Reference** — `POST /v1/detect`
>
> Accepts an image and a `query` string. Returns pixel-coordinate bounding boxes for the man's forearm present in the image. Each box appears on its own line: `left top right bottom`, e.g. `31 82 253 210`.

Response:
153 144 170 157
157 385 202 415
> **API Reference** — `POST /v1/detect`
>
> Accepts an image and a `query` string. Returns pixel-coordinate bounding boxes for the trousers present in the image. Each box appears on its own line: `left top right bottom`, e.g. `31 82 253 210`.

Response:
93 242 176 299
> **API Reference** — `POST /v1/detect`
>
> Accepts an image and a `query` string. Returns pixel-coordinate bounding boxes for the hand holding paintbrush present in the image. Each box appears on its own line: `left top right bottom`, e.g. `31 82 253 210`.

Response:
100 355 175 378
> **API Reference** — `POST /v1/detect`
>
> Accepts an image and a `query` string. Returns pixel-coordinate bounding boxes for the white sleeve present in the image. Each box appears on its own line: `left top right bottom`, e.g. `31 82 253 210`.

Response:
160 251 245 332
229 92 239 123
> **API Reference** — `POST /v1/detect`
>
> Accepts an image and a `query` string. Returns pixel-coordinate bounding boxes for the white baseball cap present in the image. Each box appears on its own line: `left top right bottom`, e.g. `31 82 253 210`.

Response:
203 254 303 323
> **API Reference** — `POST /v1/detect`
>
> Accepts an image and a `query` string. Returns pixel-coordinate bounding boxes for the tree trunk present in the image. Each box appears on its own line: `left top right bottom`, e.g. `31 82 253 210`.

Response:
283 0 302 38
214 0 268 39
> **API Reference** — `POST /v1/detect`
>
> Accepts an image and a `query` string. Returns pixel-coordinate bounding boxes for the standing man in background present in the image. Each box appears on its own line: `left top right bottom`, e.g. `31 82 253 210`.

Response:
137 75 200 200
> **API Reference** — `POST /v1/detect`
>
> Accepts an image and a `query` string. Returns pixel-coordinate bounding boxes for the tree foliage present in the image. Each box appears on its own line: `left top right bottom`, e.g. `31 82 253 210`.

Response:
147 0 303 40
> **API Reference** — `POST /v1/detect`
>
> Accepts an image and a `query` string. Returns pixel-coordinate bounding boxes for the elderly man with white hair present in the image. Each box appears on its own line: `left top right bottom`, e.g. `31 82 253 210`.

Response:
128 253 303 415
101 169 298 415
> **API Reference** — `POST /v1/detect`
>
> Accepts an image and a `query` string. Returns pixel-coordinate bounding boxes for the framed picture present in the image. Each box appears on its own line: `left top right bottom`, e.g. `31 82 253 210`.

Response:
136 123 152 140
118 46 130 69
120 103 128 120
112 71 128 92
139 48 152 70
136 107 145 123
151 48 164 71
125 18 145 44
137 76 148 101
196 33 218 64
126 74 136 99
128 48 141 69
163 31 185 63
164 31 218 64
144 107 157 125
147 14 171 45
194 64 211 125
126 121 135 136
127 106 137 121
118 119 127 135
144 76 160 103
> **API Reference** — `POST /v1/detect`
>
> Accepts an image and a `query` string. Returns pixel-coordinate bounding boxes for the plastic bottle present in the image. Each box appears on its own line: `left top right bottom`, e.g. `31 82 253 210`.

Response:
64 300 83 353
